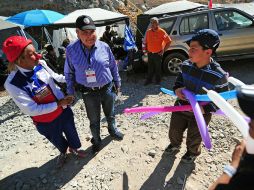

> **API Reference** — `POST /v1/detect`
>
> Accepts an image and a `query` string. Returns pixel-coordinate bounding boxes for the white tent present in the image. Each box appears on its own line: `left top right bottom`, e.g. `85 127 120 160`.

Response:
144 0 205 15
54 8 128 27
52 8 129 55
0 16 8 20
0 19 25 49
0 19 21 30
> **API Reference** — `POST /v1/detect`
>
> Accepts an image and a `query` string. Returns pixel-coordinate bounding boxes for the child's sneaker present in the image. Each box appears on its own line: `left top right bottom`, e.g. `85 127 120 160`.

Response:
69 148 86 158
165 144 180 155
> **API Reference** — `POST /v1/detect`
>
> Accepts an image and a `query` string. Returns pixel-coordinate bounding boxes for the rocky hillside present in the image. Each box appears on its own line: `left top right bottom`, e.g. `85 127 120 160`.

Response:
0 0 252 16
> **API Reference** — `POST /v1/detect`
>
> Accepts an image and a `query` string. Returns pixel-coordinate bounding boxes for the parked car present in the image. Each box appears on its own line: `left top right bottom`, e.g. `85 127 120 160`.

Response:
140 7 254 74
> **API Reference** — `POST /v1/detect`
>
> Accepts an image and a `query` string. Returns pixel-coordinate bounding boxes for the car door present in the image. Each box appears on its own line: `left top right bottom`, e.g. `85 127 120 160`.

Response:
177 13 209 50
213 9 254 58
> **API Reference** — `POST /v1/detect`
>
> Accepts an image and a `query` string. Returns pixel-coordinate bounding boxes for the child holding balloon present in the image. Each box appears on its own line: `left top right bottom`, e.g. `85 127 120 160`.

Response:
166 29 229 163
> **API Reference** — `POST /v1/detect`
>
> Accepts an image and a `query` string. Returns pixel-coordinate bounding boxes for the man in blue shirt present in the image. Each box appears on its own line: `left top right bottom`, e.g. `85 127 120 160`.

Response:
64 15 124 153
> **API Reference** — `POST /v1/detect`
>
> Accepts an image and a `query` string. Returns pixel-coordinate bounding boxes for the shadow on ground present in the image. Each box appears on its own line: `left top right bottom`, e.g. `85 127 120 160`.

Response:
140 151 195 190
0 136 113 190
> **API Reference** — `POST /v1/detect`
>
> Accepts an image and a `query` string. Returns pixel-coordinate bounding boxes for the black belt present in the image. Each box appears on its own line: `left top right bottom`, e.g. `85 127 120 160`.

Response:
76 82 111 93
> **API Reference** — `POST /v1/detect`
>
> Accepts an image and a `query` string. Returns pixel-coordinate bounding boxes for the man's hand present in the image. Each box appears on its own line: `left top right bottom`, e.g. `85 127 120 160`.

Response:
158 50 164 56
64 95 75 105
115 87 121 95
175 87 186 100
57 95 75 107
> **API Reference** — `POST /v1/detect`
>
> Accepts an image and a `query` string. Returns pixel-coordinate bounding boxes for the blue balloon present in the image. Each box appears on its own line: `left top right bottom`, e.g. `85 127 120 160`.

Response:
160 88 237 101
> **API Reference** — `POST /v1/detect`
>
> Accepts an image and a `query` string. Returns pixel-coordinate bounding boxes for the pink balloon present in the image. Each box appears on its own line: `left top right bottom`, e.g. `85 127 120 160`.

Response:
124 104 206 114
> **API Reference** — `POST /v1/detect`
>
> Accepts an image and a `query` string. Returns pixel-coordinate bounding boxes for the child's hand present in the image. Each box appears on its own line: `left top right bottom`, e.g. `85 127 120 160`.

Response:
249 120 254 139
200 105 205 114
231 140 245 169
175 87 186 100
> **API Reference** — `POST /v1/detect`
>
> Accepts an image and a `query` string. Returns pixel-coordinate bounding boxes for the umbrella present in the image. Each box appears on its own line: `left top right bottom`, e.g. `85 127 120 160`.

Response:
7 9 64 27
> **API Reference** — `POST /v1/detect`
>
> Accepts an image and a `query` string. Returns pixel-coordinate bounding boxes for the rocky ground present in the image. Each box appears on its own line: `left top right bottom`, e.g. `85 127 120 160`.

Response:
0 60 253 190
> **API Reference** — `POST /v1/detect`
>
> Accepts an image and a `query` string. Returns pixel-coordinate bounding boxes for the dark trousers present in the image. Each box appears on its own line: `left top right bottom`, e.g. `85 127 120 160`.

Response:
127 49 135 67
169 111 212 156
36 107 81 153
82 82 117 145
147 52 162 82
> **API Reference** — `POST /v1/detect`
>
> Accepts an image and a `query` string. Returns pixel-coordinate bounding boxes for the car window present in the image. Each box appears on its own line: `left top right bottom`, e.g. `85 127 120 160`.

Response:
160 18 176 34
179 14 209 35
215 10 253 31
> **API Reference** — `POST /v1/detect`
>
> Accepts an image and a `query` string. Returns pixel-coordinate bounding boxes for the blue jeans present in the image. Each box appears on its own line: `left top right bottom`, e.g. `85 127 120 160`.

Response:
36 107 81 153
82 82 117 144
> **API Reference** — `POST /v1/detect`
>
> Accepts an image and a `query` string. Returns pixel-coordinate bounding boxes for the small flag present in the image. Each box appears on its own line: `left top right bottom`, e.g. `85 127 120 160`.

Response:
123 25 137 51
208 0 213 9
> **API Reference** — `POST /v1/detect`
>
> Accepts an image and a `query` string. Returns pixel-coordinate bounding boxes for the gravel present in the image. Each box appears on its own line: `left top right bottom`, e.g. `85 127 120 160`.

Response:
0 72 251 190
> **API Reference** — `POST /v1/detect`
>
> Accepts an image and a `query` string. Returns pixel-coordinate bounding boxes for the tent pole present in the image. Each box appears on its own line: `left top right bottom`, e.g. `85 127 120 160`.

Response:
41 27 44 50
20 29 27 39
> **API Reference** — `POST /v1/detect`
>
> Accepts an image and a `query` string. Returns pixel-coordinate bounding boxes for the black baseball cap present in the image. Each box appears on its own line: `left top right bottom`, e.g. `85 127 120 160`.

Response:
76 15 96 30
186 29 220 51
237 85 254 119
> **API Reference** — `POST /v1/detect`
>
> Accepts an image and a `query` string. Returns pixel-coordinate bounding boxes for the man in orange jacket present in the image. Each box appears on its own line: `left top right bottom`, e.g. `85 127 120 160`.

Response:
143 17 172 85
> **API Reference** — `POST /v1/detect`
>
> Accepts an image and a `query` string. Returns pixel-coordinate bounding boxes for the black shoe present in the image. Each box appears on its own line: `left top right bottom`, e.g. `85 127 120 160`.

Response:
165 144 180 155
181 152 197 164
91 137 101 145
92 143 101 153
91 137 102 153
110 131 124 141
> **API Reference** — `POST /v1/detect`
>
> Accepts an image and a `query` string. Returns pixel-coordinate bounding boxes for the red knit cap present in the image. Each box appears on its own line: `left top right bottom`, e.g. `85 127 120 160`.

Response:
2 36 32 63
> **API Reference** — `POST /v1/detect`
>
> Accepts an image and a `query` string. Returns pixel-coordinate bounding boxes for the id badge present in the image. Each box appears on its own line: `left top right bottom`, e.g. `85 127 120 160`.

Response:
85 69 97 83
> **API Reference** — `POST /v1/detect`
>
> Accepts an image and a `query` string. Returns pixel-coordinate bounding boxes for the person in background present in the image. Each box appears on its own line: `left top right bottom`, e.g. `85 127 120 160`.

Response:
56 47 66 74
43 44 58 72
210 85 254 190
64 15 124 153
142 17 172 85
102 25 114 48
165 29 229 163
62 38 70 48
3 36 85 168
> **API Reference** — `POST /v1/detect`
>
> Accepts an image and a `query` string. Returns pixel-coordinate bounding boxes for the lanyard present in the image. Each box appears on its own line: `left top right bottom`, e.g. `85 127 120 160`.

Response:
80 41 91 67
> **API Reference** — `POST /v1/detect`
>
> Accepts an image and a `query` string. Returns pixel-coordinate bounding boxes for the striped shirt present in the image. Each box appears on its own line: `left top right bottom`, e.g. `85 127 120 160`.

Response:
64 40 121 95
173 59 229 113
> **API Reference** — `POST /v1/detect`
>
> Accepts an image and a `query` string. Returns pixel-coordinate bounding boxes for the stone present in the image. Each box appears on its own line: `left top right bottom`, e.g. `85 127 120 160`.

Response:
148 150 156 158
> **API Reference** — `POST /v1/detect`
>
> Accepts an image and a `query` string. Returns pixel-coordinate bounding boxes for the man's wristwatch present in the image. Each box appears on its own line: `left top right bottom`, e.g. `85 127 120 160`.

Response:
223 165 237 177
